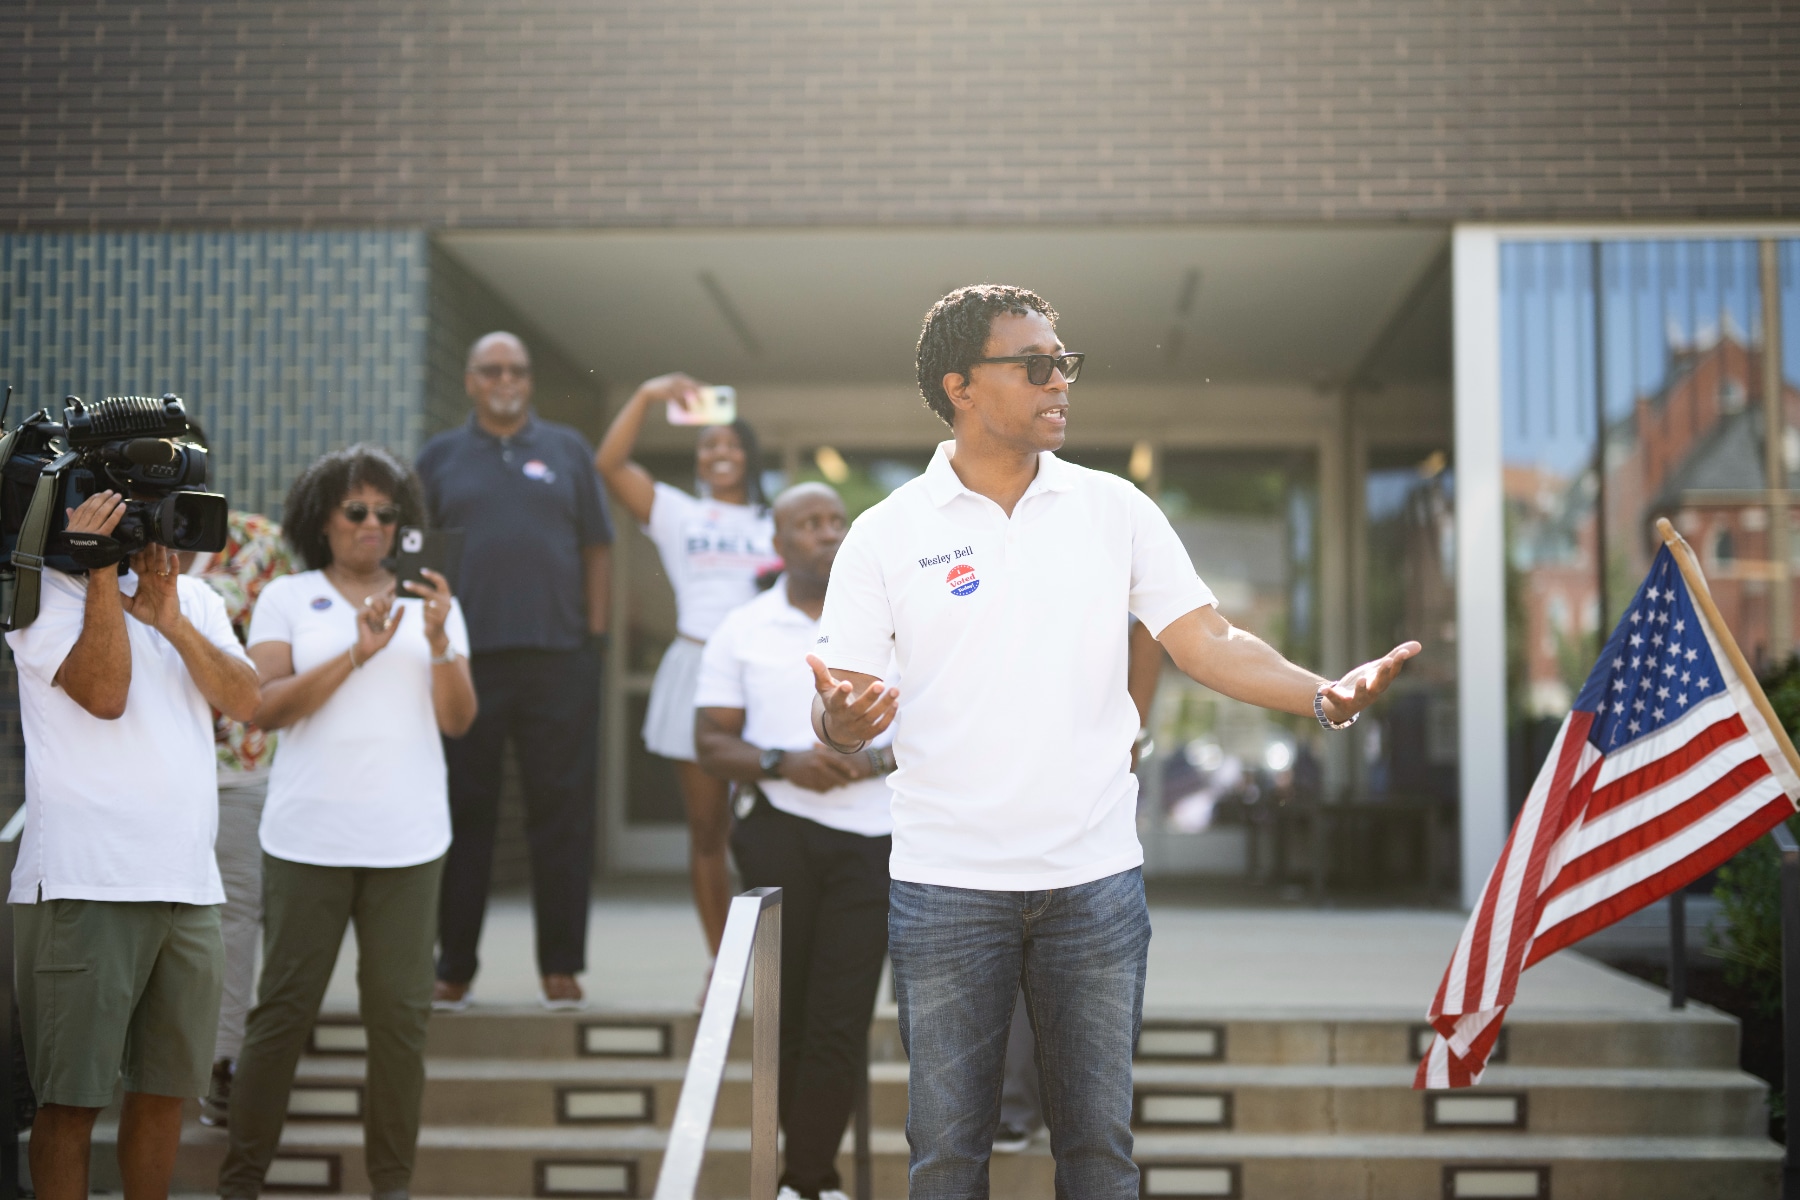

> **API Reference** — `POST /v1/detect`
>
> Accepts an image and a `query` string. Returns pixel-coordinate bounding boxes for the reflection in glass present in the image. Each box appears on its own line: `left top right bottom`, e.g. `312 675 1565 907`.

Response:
1364 447 1457 804
1500 238 1789 816
1148 451 1318 853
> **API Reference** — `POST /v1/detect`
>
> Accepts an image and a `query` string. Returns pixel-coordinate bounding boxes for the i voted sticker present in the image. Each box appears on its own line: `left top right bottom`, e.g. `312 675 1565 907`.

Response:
947 564 979 597
522 459 556 483
310 596 333 611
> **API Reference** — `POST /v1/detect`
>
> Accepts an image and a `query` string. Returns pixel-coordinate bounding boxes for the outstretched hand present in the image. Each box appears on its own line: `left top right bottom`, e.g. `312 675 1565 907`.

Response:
1320 641 1421 723
805 654 898 747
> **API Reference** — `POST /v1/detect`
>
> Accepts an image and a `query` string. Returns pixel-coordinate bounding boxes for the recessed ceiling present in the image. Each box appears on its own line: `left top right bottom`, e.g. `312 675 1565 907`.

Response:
438 225 1450 391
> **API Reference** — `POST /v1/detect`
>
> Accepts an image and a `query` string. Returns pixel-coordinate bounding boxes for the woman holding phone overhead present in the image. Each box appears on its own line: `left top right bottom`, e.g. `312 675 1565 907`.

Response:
597 374 778 970
219 444 477 1200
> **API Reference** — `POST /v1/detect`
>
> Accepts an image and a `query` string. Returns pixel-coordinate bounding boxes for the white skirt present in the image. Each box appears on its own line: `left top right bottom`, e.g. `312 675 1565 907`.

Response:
642 636 706 762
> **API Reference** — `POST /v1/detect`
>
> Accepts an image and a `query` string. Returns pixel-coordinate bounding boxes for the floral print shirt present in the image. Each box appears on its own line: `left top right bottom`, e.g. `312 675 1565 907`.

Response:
197 512 293 781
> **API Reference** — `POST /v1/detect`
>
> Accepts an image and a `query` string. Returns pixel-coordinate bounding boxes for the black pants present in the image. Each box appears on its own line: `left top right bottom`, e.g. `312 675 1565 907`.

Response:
730 794 891 1198
437 646 601 983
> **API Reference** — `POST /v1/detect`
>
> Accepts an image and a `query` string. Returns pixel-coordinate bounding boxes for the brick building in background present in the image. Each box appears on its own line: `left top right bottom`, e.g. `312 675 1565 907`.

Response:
1 1 1797 899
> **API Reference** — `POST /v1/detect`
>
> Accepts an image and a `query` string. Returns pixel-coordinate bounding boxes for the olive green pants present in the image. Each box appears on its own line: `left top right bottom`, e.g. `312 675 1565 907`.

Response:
218 853 443 1198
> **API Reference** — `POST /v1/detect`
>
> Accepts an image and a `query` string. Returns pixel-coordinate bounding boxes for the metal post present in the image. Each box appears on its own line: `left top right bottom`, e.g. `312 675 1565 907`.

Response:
749 901 781 1200
853 1045 872 1200
1668 888 1688 1009
1772 823 1800 1199
653 887 782 1200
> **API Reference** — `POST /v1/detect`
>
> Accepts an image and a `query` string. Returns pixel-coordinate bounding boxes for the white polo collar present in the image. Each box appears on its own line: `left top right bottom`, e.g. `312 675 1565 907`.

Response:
920 439 1079 509
748 575 820 627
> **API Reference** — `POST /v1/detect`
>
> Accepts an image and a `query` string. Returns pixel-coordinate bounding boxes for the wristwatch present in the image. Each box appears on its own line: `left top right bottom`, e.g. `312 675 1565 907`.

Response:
431 646 460 666
759 747 787 779
1313 685 1359 731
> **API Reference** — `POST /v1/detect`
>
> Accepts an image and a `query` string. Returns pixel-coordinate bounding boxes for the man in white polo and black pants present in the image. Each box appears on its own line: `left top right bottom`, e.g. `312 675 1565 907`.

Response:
693 482 894 1200
807 284 1419 1198
8 490 261 1200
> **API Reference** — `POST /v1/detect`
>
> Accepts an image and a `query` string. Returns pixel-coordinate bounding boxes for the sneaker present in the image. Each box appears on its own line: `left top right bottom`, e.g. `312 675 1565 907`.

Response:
198 1057 233 1127
432 979 473 1012
992 1123 1032 1153
540 973 585 1011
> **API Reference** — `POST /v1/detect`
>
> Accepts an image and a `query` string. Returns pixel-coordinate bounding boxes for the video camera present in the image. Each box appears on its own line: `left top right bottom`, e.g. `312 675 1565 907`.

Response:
0 389 228 628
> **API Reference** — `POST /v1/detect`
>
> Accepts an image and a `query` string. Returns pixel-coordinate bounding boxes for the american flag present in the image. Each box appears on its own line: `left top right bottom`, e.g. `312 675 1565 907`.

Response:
1416 539 1800 1089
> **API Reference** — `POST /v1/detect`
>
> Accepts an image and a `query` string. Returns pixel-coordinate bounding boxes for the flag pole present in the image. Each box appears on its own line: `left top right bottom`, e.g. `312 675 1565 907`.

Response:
1655 516 1800 782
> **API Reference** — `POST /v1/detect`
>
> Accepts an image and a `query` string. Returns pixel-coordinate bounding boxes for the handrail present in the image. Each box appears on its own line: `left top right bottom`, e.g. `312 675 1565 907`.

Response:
1771 824 1800 1200
0 804 23 1200
654 886 782 1200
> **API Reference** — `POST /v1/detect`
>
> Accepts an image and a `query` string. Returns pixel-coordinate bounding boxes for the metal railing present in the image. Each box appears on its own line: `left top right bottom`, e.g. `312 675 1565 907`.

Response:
1772 823 1800 1200
654 887 783 1200
0 803 24 1200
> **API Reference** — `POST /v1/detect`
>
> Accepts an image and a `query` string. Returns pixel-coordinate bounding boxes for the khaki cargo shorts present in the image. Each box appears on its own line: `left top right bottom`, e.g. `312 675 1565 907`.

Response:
14 899 223 1107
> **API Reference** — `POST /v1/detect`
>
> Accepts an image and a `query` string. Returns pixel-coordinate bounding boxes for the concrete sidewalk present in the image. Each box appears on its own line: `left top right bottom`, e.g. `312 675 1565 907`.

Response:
320 881 1688 1021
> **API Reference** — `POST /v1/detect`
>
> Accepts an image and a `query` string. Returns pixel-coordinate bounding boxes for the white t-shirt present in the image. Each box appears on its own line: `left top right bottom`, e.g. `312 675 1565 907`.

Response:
247 571 469 868
6 568 251 904
645 482 779 641
817 442 1217 891
694 578 894 838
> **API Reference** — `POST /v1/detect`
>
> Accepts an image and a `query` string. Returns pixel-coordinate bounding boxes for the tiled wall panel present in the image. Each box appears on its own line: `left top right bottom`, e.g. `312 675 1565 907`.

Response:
0 231 429 519
0 229 430 813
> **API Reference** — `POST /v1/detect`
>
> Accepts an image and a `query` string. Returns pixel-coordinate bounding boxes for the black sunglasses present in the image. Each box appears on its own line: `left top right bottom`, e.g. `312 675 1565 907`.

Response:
341 501 400 526
968 352 1084 387
474 363 530 381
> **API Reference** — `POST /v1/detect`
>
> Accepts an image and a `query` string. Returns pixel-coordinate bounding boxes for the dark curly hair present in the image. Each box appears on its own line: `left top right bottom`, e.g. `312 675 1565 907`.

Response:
282 443 428 570
915 284 1060 428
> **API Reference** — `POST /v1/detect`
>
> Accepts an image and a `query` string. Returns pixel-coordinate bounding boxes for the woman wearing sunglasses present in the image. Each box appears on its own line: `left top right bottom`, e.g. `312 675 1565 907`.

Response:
218 444 477 1200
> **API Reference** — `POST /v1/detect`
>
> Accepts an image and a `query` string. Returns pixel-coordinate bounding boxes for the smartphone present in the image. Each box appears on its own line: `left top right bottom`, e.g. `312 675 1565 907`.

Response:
389 526 464 592
666 385 737 426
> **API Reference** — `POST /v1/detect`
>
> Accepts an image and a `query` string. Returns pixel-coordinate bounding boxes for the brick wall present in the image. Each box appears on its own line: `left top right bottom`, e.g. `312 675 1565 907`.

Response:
2 0 1792 230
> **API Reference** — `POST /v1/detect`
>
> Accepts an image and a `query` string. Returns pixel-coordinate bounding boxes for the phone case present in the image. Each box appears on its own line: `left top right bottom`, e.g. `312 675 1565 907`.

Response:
390 526 464 589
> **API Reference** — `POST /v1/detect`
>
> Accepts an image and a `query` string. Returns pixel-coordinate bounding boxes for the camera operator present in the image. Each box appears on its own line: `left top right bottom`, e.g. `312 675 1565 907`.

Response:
7 488 260 1200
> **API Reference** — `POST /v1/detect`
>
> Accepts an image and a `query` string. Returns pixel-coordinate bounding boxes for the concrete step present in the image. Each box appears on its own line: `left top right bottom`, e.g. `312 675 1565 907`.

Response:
389 1004 1743 1070
277 1055 1767 1138
94 1120 1781 1200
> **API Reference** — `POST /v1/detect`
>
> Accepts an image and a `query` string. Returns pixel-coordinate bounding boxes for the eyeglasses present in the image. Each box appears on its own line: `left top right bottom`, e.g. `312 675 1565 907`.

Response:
474 363 531 381
341 501 400 525
968 352 1084 387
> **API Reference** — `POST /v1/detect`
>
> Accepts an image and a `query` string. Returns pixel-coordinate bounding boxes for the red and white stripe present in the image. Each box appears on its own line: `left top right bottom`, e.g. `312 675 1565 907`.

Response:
1416 623 1800 1090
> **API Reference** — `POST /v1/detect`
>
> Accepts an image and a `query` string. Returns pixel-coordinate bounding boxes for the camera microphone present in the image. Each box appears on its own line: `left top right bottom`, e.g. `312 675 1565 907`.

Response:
123 438 178 466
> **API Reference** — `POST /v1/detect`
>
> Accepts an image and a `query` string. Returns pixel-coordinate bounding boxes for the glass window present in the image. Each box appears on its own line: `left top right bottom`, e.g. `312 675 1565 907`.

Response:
1500 237 1784 814
1145 450 1319 853
1363 446 1457 803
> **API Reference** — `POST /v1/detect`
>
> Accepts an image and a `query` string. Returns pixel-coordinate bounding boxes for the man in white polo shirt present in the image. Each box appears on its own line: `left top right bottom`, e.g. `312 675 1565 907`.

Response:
7 490 260 1200
807 284 1418 1198
694 482 894 1200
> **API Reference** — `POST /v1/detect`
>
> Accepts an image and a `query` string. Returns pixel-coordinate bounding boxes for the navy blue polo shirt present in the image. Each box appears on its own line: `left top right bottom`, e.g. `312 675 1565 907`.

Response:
416 414 614 654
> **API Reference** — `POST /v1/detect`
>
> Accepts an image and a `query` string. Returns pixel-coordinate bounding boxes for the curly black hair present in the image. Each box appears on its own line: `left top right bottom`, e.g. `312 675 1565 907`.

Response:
282 443 428 570
915 284 1060 428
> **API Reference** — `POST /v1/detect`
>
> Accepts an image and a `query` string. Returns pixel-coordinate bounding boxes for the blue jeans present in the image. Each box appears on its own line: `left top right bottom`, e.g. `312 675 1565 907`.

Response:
889 867 1151 1200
